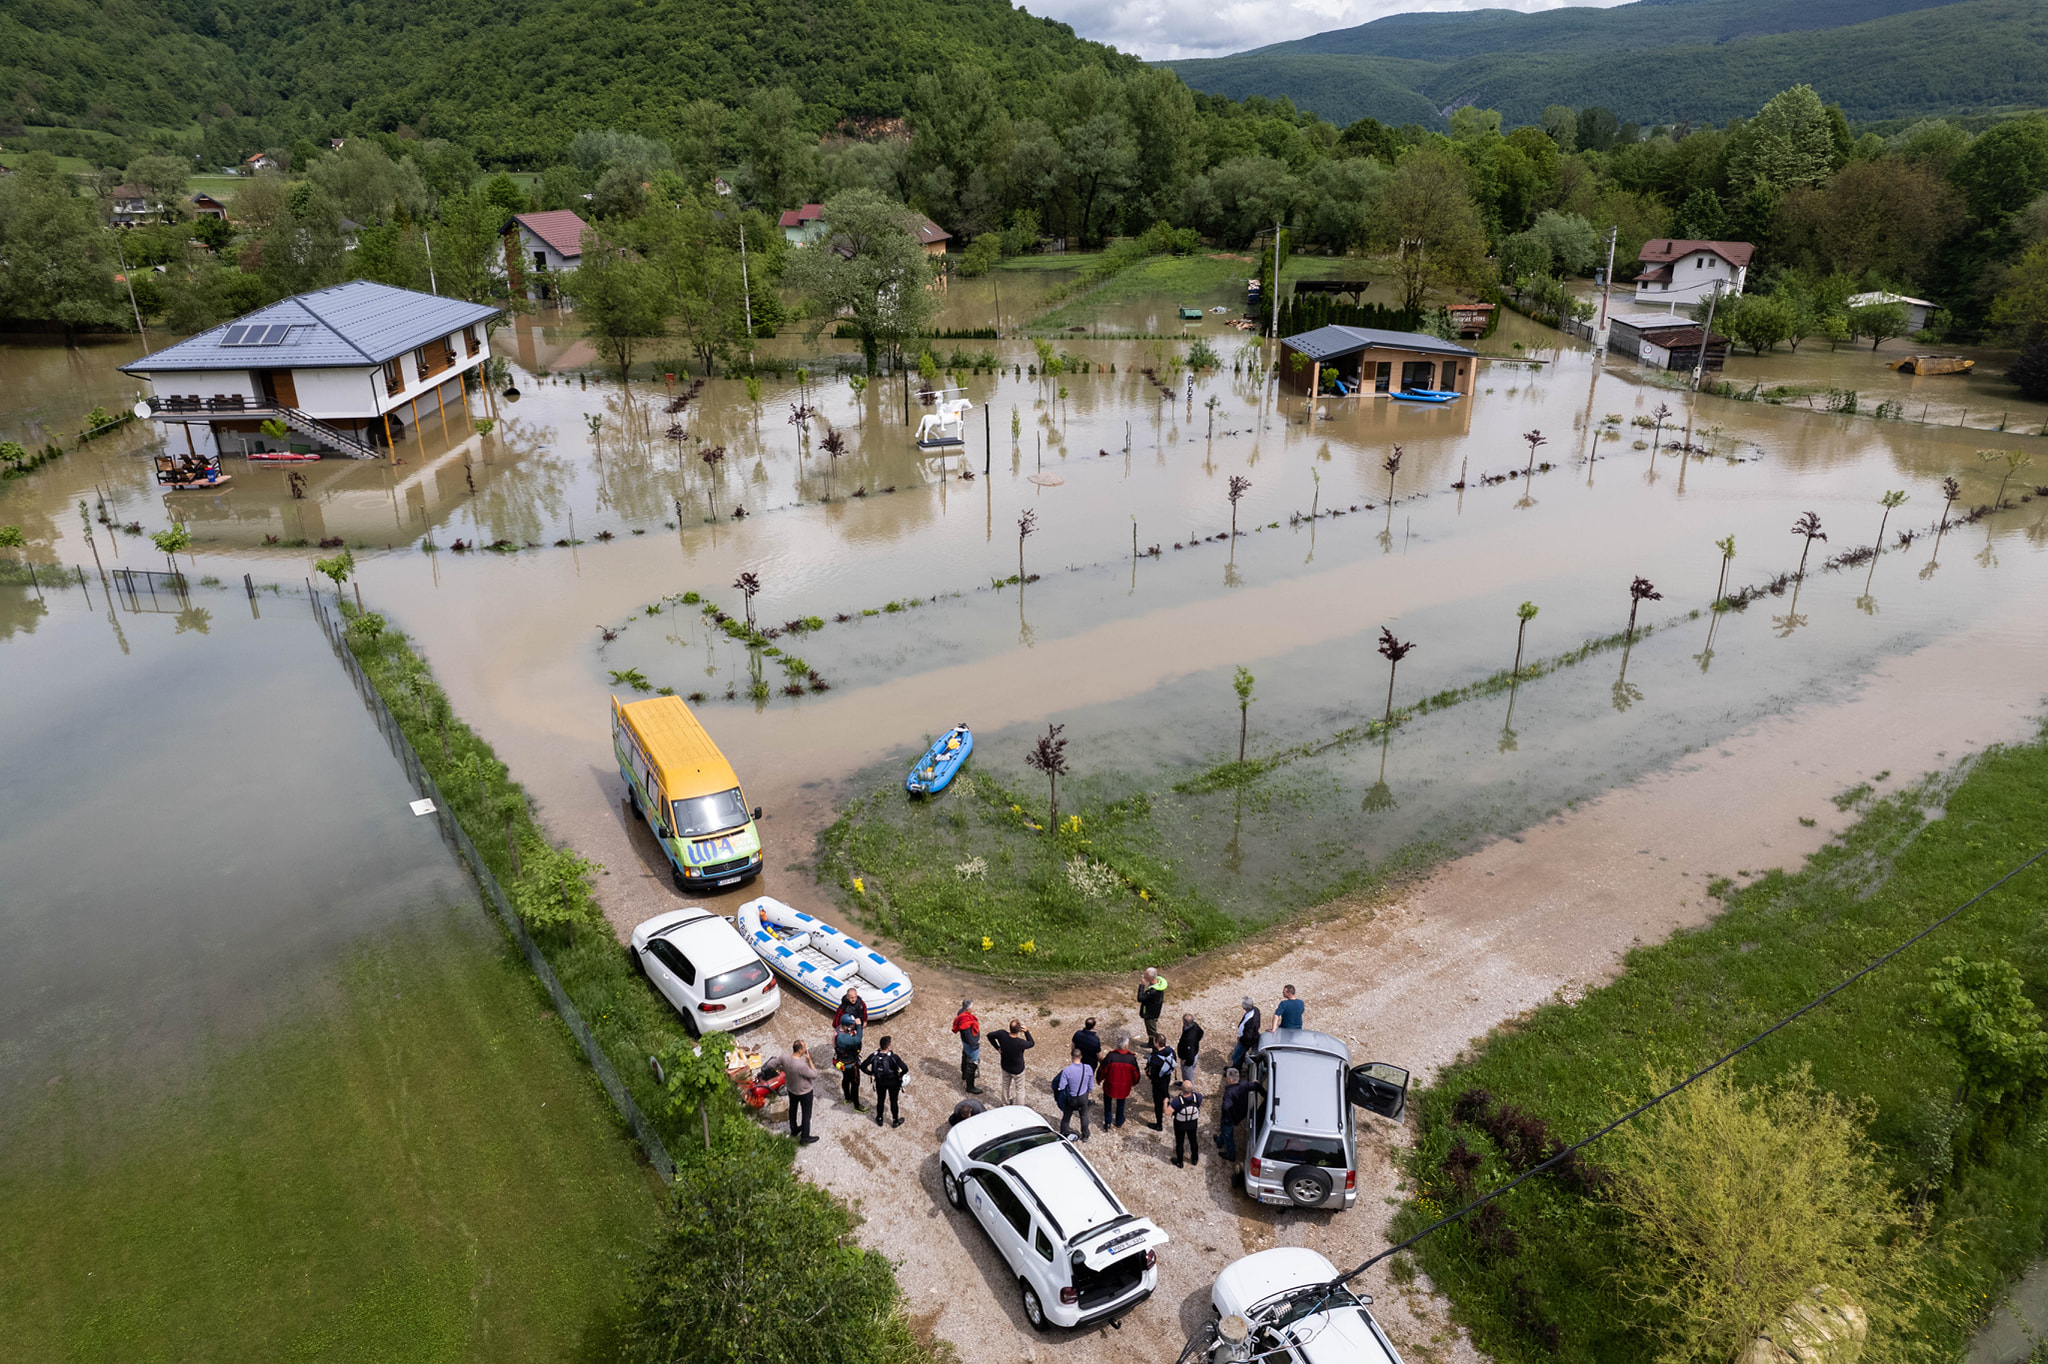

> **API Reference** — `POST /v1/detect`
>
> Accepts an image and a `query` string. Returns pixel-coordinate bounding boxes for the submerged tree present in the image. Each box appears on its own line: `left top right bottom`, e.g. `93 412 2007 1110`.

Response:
1790 511 1827 577
1713 534 1737 608
1227 475 1251 536
1383 445 1403 503
1648 402 1672 459
1625 575 1662 643
1978 447 2034 508
1938 474 1963 528
1017 508 1037 581
1377 626 1415 728
733 570 761 627
1522 428 1546 477
1511 600 1538 676
1233 666 1255 763
700 445 726 518
1024 722 1070 827
1870 490 1908 558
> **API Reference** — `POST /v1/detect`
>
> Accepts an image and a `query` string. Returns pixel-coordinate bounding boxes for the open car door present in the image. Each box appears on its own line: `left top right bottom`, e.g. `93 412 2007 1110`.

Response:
1346 1062 1409 1123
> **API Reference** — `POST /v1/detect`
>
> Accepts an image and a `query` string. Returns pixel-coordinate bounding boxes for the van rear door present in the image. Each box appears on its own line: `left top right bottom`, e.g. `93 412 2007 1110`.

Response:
1072 1216 1168 1272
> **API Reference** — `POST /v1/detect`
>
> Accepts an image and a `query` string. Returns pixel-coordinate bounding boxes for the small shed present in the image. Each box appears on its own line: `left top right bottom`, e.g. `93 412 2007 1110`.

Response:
911 214 952 257
1278 325 1478 397
1845 291 1934 333
1610 313 1728 373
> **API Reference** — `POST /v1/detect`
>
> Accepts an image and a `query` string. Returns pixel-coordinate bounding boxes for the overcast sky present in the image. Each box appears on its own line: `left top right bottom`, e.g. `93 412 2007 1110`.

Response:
1026 0 1633 62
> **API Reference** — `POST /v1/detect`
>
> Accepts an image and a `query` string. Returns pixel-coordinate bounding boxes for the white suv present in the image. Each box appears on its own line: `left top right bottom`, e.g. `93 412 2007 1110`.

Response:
1204 1247 1406 1363
1240 1029 1408 1211
630 908 780 1037
939 1105 1169 1331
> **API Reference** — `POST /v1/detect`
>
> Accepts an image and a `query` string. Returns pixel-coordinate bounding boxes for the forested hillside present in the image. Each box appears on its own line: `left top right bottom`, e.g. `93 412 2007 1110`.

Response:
1169 0 2048 127
3 0 1138 165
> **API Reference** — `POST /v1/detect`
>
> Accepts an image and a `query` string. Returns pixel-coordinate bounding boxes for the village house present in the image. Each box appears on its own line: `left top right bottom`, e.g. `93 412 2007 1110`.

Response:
190 193 229 220
912 214 952 258
498 209 589 298
1846 291 1935 332
1278 325 1478 397
1633 239 1752 307
243 151 279 174
108 184 163 228
780 203 828 246
120 280 501 461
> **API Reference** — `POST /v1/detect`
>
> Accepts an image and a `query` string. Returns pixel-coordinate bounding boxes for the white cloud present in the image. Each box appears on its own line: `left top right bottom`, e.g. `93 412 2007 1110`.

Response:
1021 0 1632 63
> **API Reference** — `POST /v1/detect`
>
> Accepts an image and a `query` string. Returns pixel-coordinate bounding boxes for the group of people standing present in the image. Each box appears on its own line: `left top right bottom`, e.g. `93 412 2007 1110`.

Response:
776 969 1309 1169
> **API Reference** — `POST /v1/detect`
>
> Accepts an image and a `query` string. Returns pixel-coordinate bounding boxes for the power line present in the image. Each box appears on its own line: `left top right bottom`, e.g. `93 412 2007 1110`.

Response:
1321 839 2048 1293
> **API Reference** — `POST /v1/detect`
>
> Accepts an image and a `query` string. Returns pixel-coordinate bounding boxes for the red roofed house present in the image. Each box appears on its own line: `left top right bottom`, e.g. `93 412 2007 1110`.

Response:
500 209 590 299
1634 239 1751 307
911 214 952 258
780 203 828 246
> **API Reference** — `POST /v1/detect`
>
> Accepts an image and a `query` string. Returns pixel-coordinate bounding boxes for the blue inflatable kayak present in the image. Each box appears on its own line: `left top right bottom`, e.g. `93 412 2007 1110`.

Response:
1394 388 1461 403
906 724 973 795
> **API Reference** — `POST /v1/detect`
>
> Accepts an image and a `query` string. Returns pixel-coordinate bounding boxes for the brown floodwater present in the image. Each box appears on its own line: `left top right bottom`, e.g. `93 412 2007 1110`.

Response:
6 304 2047 943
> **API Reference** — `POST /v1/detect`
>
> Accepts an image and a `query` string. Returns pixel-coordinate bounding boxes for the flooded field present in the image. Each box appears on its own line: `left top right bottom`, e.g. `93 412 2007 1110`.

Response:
6 305 2048 952
0 573 656 1358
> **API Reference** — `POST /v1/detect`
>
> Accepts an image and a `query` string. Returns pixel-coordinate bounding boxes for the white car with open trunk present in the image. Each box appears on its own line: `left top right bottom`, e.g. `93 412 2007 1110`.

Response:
939 1104 1168 1331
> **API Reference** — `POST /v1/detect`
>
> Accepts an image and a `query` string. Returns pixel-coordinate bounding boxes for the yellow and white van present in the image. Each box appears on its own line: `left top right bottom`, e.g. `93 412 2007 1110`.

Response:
612 695 764 891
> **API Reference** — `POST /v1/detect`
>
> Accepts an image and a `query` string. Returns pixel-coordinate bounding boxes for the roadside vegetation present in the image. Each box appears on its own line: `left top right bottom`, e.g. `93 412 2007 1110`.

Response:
1394 727 2048 1361
336 604 934 1364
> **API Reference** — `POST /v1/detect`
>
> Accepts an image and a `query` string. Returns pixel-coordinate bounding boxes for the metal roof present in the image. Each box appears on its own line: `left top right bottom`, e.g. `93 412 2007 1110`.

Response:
119 281 499 375
1281 325 1477 363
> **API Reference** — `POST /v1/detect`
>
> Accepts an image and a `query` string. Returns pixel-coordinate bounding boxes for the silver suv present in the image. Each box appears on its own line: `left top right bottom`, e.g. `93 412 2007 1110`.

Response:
1239 1029 1408 1211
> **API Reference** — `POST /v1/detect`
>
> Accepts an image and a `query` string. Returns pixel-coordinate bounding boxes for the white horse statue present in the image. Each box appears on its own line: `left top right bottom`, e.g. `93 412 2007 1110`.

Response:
915 396 973 446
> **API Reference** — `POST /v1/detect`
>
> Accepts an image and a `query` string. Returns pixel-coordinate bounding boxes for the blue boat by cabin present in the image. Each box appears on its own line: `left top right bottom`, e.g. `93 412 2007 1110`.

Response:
1394 388 1461 404
906 724 973 795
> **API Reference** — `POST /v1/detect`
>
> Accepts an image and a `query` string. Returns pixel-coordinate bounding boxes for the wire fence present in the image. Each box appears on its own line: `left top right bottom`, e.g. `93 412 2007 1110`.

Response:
309 587 677 1184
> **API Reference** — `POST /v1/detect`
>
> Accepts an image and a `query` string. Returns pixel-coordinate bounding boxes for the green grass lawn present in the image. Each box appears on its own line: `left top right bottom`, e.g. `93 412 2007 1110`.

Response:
993 253 1101 273
1395 726 2048 1361
0 906 661 1362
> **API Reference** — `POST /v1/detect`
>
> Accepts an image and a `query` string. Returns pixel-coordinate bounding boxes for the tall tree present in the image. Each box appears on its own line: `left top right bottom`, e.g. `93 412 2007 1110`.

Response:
1725 85 1838 194
562 224 670 379
1373 146 1490 312
783 189 935 374
0 153 126 337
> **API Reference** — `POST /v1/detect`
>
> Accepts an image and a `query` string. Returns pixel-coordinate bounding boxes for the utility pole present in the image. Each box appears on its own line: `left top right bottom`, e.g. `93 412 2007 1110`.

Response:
1595 225 1617 351
423 230 439 295
113 235 150 354
1270 219 1282 339
1693 281 1725 392
739 224 754 340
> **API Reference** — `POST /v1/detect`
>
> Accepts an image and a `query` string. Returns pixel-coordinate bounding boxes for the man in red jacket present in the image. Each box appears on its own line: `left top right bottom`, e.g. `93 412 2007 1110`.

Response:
952 999 983 1094
1098 1033 1142 1130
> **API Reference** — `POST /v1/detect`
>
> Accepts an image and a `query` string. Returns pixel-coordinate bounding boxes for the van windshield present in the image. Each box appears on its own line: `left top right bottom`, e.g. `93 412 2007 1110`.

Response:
671 788 748 837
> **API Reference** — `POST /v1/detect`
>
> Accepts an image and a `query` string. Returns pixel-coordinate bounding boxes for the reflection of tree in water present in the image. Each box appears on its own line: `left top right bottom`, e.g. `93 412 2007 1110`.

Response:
458 417 577 545
1499 679 1520 752
1611 641 1642 712
1361 734 1396 813
0 592 49 641
174 604 212 635
1771 581 1807 638
1693 613 1719 673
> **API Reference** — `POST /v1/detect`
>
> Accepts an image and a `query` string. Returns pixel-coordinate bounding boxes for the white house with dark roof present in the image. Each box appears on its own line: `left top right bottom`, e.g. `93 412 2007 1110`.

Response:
108 184 163 228
499 210 589 298
1634 239 1752 307
120 280 501 460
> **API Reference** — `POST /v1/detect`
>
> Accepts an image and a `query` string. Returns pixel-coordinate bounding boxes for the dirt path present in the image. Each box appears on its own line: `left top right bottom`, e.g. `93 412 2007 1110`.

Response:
755 623 2043 1363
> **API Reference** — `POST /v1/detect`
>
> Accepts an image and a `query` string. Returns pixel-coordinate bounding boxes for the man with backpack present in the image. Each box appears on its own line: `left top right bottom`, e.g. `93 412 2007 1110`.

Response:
860 1035 909 1128
1054 1048 1096 1140
952 999 982 1094
833 1020 867 1112
1145 1035 1180 1130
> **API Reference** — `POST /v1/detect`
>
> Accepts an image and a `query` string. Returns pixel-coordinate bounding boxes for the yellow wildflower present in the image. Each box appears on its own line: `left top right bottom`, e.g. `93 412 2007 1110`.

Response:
1018 940 1036 955
981 936 993 951
1139 889 1150 900
852 876 865 895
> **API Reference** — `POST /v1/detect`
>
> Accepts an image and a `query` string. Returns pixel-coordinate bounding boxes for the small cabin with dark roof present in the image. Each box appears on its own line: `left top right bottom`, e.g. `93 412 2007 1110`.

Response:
1278 325 1478 398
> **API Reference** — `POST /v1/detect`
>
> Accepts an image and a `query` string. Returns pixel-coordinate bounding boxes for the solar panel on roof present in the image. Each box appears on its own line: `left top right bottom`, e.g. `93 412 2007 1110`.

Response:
262 324 294 344
222 325 250 345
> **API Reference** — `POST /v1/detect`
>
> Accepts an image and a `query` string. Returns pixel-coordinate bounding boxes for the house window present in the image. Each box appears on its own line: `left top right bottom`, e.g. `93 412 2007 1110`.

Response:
414 346 432 381
1696 257 1706 269
534 251 548 272
384 359 404 395
463 326 479 357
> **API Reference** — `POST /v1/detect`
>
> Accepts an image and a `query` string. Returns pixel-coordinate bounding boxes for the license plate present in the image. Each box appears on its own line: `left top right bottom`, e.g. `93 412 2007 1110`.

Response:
718 875 743 886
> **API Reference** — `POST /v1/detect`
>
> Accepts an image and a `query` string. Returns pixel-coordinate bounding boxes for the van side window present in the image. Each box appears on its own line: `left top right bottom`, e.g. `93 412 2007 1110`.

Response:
649 940 696 984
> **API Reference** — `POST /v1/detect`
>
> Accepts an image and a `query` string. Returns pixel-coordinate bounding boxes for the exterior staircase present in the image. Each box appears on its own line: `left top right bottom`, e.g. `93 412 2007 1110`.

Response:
276 406 383 460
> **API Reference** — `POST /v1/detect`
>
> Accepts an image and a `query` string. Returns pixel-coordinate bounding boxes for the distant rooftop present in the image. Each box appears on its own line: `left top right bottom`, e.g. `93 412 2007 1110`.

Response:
1637 238 1755 268
119 281 500 375
912 214 952 247
778 203 825 228
510 209 590 259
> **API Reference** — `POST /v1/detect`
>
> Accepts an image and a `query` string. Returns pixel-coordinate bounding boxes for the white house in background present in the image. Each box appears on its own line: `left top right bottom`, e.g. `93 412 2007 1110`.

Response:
108 184 162 228
243 151 278 174
780 202 828 246
499 209 588 298
119 280 501 460
1846 291 1935 332
1634 239 1753 307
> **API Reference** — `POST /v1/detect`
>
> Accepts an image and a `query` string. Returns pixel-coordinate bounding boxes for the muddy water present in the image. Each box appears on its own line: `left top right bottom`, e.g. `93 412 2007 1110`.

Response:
0 575 472 1107
8 316 2048 942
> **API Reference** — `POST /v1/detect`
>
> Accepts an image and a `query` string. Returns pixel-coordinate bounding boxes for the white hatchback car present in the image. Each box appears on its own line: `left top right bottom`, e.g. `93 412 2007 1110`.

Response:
940 1105 1169 1331
630 908 780 1036
1208 1247 1406 1363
